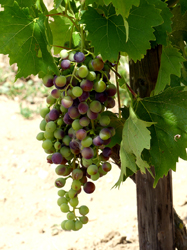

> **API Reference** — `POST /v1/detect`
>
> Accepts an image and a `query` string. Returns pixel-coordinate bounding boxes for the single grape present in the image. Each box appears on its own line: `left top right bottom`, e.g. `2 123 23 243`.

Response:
43 75 54 88
69 140 80 155
104 97 115 109
74 52 85 63
83 181 95 194
69 51 76 61
76 129 87 140
40 107 50 118
80 216 89 224
87 71 96 81
68 189 77 199
45 121 57 133
72 119 83 131
39 119 47 131
63 113 73 125
81 147 94 159
99 115 110 126
52 152 63 164
65 219 75 230
46 94 56 105
99 128 112 140
81 136 92 147
60 105 68 113
67 212 75 220
61 220 68 230
72 86 83 97
102 137 111 145
75 220 83 230
68 127 76 138
58 189 66 197
47 154 53 164
55 178 66 188
91 57 104 71
42 139 53 150
102 147 112 157
57 197 68 206
78 102 89 114
90 100 102 113
79 205 89 215
61 59 71 70
68 106 80 119
51 89 61 99
49 109 59 121
36 132 44 141
67 89 76 100
78 65 89 78
55 165 70 176
93 135 104 146
59 49 69 59
61 96 73 108
87 164 98 175
55 75 67 89
94 79 106 93
82 158 93 168
60 203 70 213
87 109 98 120
91 172 100 181
71 180 82 191
106 83 117 96
102 162 112 172
72 169 83 180
79 116 90 127
44 131 54 140
60 146 72 158
80 176 87 185
78 91 90 102
54 128 65 139
108 127 115 136
62 135 71 146
69 197 79 207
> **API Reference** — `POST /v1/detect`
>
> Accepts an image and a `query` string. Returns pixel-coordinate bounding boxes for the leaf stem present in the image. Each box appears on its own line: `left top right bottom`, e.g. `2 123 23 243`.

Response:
115 53 122 119
80 24 84 53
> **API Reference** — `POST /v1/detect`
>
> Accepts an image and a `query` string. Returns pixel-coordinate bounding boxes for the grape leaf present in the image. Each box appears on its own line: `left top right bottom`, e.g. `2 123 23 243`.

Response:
114 107 154 188
80 5 126 62
85 0 104 6
147 0 173 46
16 0 36 8
104 0 140 18
154 45 185 95
124 0 163 61
0 2 59 79
136 86 187 187
54 0 63 8
0 0 14 6
180 0 187 15
49 10 71 54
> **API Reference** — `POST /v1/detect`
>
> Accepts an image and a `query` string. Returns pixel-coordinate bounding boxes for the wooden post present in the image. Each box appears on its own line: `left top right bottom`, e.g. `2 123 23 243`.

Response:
129 45 175 250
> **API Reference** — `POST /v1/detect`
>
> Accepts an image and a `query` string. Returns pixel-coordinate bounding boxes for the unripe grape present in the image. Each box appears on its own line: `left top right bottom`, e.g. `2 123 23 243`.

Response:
59 49 69 59
87 164 98 175
60 203 69 213
67 212 75 220
91 172 100 181
40 107 50 118
55 178 66 188
36 132 44 141
72 86 83 97
69 197 79 207
72 169 84 180
99 115 110 126
102 162 112 172
75 220 83 230
40 119 47 131
94 79 106 93
80 216 89 224
42 139 53 150
99 128 112 140
55 75 66 89
57 197 68 206
58 189 66 197
79 205 89 215
91 58 104 71
71 180 82 191
43 75 54 87
78 65 89 78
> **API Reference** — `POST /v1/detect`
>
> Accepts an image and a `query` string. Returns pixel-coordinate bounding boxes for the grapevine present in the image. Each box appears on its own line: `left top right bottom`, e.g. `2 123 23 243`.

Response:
37 49 117 231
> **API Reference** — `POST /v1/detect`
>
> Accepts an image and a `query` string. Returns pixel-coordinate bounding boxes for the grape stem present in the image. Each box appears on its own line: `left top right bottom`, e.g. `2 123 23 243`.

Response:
46 12 80 31
115 54 121 119
80 24 84 53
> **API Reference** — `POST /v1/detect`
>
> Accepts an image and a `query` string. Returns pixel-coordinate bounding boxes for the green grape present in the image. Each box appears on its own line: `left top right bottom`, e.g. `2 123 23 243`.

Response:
54 141 62 150
59 49 69 59
45 121 57 133
75 220 83 230
87 164 98 175
57 118 64 126
46 94 56 105
36 132 44 141
72 119 82 131
80 216 89 224
71 180 82 191
79 205 89 215
44 131 54 140
82 158 93 168
99 115 110 126
72 86 83 97
69 197 79 207
65 220 75 230
87 71 96 81
68 189 77 199
58 190 66 197
94 79 106 93
61 220 68 230
40 119 47 131
40 107 50 118
42 139 53 150
65 193 70 201
60 146 71 158
60 203 70 213
60 105 68 113
62 135 71 146
78 65 89 78
55 178 66 188
81 136 92 147
57 197 68 206
91 172 100 181
67 212 75 220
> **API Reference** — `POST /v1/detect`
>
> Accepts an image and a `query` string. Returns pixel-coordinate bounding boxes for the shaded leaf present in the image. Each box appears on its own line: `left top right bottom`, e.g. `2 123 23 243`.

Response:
180 0 187 15
136 86 187 187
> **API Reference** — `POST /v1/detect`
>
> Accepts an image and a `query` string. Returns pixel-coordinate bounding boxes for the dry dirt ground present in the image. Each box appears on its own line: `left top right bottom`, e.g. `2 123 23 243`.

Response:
0 95 186 250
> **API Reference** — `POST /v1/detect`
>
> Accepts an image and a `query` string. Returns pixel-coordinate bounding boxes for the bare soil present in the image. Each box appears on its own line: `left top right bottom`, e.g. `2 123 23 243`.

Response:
0 94 186 250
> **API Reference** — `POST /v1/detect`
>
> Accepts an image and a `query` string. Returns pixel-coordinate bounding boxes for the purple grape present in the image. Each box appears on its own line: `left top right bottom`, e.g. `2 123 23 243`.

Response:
47 155 53 164
106 84 117 96
49 109 59 121
102 162 112 172
99 153 109 161
99 128 112 140
78 91 90 102
78 102 89 114
61 59 71 70
83 181 95 194
76 129 87 140
54 129 65 139
61 96 73 108
79 117 90 127
52 152 63 164
102 147 112 157
68 106 80 119
51 89 61 99
104 97 115 108
95 91 108 102
63 112 73 125
80 79 93 92
43 75 54 87
72 98 80 107
91 58 104 71
81 147 94 159
74 52 85 63
87 109 98 120
69 140 80 154
93 136 104 146
102 137 111 145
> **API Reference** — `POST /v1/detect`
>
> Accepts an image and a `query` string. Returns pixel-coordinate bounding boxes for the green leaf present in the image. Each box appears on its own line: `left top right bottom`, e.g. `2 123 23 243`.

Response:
49 10 71 54
85 0 104 6
147 0 173 46
114 107 154 188
180 0 187 15
55 0 63 8
136 86 187 187
16 0 36 8
81 4 126 62
0 0 14 6
124 0 163 61
154 45 185 95
104 0 140 18
0 2 59 79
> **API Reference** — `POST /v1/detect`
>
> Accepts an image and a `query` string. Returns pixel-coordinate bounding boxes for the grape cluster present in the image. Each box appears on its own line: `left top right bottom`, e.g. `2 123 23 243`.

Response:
36 50 116 231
